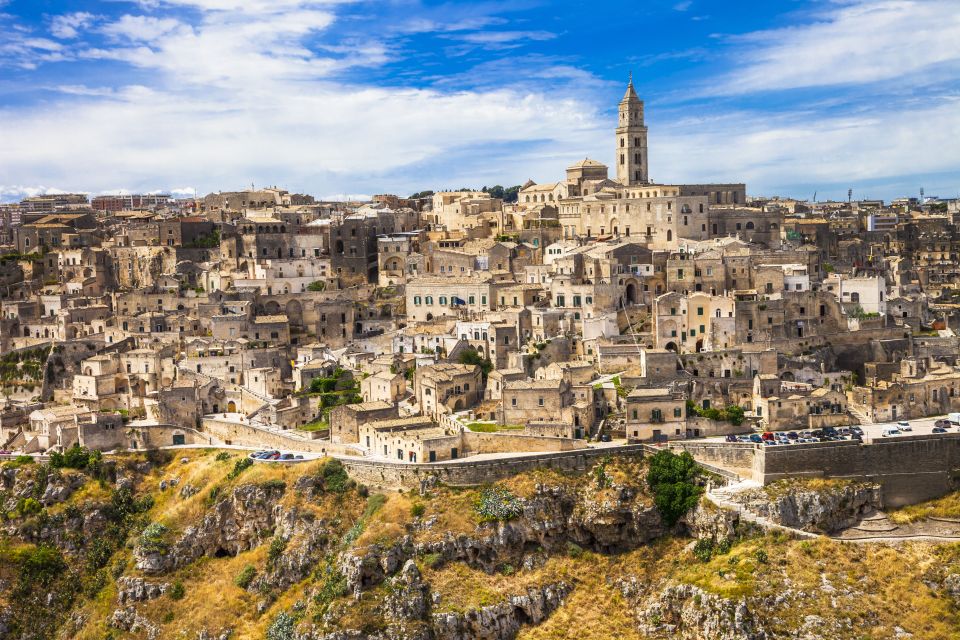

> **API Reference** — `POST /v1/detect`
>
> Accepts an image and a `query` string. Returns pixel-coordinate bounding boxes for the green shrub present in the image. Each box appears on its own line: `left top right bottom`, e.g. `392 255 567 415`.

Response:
422 552 443 569
592 457 613 489
16 497 42 517
235 564 256 589
410 502 426 518
646 450 703 526
474 486 524 523
715 537 733 555
16 545 66 588
139 523 170 555
266 611 296 640
227 457 253 480
318 459 352 494
268 536 287 564
49 444 94 470
693 539 714 562
566 541 584 558
169 580 185 600
215 451 232 462
13 455 34 466
312 557 347 614
260 479 287 492
754 548 768 564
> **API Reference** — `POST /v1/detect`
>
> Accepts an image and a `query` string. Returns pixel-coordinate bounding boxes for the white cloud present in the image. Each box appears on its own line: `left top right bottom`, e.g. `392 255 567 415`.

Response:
653 96 960 197
50 12 96 39
722 0 960 92
673 1 692 11
84 9 342 87
0 82 602 198
455 30 557 45
101 15 183 42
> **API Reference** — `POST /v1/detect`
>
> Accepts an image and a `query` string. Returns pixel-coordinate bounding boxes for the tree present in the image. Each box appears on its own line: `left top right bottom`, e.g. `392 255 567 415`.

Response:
646 450 702 525
457 347 492 380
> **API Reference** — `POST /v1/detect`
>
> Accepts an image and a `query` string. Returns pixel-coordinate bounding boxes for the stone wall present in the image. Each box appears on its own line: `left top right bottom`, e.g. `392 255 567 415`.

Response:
339 445 647 490
461 431 587 455
201 416 357 455
664 441 759 477
759 434 960 507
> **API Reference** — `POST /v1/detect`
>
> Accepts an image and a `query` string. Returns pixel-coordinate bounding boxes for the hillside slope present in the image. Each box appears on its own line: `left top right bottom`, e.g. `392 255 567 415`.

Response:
0 449 959 640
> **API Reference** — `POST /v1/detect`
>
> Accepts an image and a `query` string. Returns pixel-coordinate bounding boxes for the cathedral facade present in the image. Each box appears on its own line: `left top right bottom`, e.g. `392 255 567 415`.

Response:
518 79 746 250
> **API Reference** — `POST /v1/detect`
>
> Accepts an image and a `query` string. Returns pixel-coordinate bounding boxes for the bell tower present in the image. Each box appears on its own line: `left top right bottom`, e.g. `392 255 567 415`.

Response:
616 73 649 186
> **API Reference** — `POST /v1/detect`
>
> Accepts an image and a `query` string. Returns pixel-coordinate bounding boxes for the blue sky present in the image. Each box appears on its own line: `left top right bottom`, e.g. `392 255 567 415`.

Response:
0 0 958 202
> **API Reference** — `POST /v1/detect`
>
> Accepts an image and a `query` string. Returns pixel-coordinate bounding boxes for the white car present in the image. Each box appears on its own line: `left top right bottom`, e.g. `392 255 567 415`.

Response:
897 421 912 432
882 427 901 437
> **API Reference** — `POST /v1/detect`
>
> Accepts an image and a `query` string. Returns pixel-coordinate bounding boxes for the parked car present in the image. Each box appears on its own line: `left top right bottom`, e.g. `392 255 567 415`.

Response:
933 426 948 433
749 434 763 443
935 419 951 429
897 421 912 431
786 432 799 440
881 427 901 437
725 434 739 442
761 431 775 441
600 434 612 442
280 453 295 460
850 426 864 436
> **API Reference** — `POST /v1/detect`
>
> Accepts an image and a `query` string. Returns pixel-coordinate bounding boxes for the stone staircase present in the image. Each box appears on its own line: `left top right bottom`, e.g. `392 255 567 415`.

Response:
705 480 820 540
848 403 874 425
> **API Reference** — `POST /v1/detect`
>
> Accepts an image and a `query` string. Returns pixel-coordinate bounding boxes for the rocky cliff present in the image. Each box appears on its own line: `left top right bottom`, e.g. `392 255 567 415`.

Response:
727 478 881 533
0 450 958 640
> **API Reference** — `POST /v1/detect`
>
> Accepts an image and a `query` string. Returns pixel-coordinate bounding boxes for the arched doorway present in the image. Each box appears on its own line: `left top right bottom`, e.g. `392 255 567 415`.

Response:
625 282 637 305
665 342 678 352
227 401 237 413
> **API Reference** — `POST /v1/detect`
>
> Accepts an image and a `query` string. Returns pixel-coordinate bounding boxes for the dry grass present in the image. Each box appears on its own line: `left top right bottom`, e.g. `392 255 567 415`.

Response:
423 556 577 614
761 476 854 499
417 487 482 542
27 453 960 640
355 491 413 548
889 490 960 524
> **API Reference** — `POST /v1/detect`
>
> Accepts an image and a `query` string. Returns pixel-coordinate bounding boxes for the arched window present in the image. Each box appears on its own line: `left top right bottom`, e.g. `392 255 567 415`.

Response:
745 221 755 230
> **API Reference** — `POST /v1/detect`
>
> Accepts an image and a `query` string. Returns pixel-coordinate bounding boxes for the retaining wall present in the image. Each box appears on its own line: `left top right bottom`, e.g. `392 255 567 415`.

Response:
338 445 646 490
759 433 960 507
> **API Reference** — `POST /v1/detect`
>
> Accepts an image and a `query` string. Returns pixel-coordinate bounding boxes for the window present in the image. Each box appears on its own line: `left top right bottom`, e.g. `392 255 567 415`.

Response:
511 398 517 406
439 296 447 305
538 398 544 406
697 307 704 316
674 407 682 417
